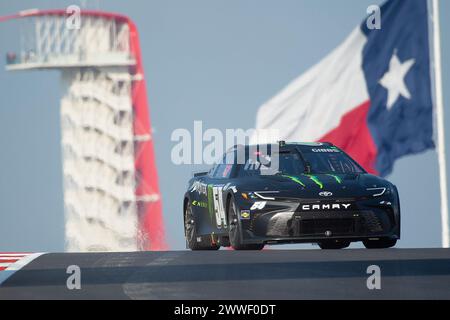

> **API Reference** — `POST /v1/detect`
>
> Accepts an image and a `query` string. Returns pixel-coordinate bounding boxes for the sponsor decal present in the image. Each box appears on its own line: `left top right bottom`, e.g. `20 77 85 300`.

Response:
192 200 208 208
311 148 340 153
250 201 267 210
296 142 323 146
240 210 251 219
301 203 351 211
190 181 207 195
223 183 238 193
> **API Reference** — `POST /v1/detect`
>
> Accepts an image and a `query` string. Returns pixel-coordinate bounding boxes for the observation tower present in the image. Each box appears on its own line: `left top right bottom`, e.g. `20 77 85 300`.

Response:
1 9 166 251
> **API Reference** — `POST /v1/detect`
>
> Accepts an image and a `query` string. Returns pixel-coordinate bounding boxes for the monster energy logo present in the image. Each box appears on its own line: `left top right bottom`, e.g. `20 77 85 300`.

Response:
207 184 214 220
282 175 306 187
303 174 324 189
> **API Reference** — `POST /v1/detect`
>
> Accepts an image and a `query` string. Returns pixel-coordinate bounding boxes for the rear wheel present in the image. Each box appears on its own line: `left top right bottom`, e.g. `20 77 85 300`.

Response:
363 238 397 249
318 240 350 249
228 198 264 250
185 201 220 250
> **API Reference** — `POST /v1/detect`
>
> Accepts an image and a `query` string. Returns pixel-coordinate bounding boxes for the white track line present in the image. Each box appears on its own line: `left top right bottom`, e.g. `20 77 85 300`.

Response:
0 253 46 286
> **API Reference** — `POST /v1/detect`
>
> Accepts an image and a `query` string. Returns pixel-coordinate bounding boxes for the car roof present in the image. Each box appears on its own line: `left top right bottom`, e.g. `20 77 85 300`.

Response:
228 141 333 152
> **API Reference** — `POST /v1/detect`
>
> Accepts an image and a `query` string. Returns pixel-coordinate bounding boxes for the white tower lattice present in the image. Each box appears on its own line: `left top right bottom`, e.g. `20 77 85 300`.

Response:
2 9 166 251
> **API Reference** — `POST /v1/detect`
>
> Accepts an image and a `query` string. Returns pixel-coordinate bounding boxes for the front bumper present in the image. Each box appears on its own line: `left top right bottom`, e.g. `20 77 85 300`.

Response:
238 196 400 244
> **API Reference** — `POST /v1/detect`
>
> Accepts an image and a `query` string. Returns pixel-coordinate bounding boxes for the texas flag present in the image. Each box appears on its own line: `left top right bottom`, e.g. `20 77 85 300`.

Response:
255 0 434 176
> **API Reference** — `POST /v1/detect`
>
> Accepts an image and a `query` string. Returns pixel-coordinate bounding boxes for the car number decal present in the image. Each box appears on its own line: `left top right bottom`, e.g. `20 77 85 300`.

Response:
250 201 267 210
212 186 227 228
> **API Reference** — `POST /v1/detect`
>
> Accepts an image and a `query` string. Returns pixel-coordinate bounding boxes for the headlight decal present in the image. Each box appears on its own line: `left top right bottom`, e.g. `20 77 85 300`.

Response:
367 187 387 197
253 192 276 200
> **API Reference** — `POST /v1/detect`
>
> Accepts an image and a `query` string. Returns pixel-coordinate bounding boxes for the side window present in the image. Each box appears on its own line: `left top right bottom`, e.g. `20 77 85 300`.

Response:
208 164 218 177
222 164 233 178
214 164 233 179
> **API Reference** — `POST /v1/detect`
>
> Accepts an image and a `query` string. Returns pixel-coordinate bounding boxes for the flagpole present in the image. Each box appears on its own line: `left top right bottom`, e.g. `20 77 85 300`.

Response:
431 0 449 248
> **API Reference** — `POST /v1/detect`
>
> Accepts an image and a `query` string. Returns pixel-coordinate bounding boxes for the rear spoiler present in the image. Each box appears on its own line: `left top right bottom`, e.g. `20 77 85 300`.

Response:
193 171 208 177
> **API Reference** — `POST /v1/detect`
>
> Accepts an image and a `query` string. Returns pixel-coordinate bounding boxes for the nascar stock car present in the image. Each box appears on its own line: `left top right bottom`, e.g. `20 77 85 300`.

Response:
183 142 400 250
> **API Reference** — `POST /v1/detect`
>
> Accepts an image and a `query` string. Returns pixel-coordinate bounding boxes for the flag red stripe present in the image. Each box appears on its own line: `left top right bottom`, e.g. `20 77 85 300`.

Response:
0 252 31 255
319 100 378 175
0 259 20 263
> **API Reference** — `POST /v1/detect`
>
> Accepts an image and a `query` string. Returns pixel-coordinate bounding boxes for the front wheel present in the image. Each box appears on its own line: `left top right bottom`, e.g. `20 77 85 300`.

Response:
363 238 397 249
185 201 220 250
228 199 264 250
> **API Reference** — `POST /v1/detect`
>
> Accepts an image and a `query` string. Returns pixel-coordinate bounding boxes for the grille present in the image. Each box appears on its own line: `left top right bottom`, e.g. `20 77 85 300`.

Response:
299 218 355 236
362 212 383 233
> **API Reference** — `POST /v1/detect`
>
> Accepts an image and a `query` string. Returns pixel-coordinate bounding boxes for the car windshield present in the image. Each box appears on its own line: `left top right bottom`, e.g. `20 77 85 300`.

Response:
299 146 365 174
237 146 364 176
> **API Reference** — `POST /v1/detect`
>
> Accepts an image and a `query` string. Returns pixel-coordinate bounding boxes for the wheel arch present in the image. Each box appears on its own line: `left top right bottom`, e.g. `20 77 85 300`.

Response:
183 194 190 229
225 191 234 221
393 184 401 238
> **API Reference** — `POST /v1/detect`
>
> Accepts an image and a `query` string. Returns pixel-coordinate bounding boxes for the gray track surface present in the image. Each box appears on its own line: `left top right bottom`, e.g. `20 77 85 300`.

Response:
0 248 449 299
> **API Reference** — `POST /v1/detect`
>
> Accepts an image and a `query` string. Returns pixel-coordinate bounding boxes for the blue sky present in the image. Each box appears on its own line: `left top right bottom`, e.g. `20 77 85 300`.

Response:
0 0 449 251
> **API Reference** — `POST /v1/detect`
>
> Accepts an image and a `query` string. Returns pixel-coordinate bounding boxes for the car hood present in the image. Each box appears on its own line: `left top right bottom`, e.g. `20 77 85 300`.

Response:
237 173 390 199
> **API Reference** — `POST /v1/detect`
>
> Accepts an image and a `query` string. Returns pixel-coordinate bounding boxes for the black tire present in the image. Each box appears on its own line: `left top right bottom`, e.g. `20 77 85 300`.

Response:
363 238 397 249
185 201 220 250
318 240 350 249
228 198 264 250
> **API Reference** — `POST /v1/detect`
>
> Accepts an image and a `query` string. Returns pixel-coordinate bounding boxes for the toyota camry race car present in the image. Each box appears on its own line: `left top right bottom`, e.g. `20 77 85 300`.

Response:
183 142 400 250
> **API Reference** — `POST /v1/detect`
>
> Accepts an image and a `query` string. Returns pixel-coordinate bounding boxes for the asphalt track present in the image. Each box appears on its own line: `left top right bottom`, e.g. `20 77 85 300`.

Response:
0 248 449 299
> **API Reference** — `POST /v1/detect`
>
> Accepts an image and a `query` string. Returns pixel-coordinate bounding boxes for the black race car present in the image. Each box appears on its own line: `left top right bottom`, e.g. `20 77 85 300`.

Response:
183 142 400 250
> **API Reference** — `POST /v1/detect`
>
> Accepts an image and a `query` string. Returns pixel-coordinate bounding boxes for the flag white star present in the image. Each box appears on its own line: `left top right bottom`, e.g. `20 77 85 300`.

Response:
379 52 415 110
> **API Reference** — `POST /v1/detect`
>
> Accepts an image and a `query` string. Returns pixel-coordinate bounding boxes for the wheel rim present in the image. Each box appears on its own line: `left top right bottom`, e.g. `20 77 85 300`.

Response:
185 204 195 242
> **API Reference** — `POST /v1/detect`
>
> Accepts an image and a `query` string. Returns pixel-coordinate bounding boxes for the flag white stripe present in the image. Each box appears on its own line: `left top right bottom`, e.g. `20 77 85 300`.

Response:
0 253 29 257
254 27 369 143
0 263 12 267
